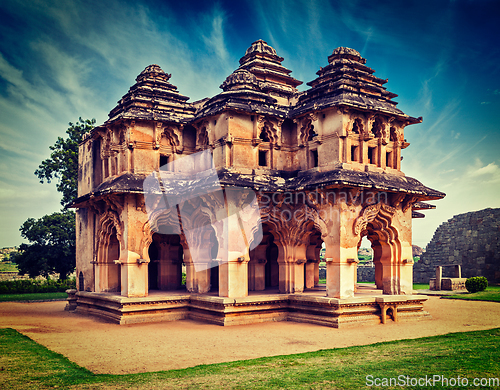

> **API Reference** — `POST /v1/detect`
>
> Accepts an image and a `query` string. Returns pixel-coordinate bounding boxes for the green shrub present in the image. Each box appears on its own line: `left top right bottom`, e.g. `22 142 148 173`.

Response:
465 276 488 293
0 278 76 294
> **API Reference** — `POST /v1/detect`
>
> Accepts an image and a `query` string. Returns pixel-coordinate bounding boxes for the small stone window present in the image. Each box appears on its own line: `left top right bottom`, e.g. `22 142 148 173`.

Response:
386 151 393 168
311 150 319 168
79 271 84 291
368 147 376 165
307 125 317 141
259 129 270 142
259 150 267 167
160 154 169 169
351 145 359 162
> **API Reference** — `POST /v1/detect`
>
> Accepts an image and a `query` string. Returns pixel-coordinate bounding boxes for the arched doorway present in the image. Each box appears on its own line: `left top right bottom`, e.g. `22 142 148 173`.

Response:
305 227 323 289
265 240 279 288
361 218 402 294
96 227 121 293
248 223 279 292
148 233 184 291
209 228 219 292
95 211 123 294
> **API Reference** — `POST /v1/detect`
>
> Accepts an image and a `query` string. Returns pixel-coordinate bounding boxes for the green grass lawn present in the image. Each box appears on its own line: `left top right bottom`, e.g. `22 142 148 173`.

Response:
442 286 500 303
413 283 429 290
0 292 68 302
0 262 18 272
1 327 499 389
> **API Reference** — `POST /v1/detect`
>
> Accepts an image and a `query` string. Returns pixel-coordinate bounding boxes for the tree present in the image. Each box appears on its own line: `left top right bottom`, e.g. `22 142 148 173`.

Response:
15 117 95 279
14 211 76 279
35 117 95 206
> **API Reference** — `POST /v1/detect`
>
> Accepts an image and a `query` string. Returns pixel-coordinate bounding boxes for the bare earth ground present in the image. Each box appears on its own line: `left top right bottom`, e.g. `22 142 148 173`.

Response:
1 296 500 374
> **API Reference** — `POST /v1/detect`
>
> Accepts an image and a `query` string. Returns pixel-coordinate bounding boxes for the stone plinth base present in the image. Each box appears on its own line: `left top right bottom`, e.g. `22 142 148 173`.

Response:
429 278 467 291
65 289 78 311
74 290 430 327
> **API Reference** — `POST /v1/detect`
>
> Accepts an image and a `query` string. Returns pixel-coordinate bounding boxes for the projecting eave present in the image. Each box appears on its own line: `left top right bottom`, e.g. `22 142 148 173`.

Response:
105 107 195 125
412 211 426 219
71 172 148 208
413 201 436 210
288 169 446 200
194 90 287 120
289 93 415 121
71 168 445 209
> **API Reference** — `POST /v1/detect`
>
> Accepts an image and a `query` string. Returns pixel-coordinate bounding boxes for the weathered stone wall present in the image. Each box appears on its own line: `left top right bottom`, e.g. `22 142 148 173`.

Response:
414 208 500 284
321 265 375 283
357 266 375 282
320 266 376 283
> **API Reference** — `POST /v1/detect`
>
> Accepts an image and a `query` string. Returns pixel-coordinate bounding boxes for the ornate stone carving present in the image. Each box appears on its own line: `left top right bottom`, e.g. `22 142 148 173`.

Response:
354 203 396 236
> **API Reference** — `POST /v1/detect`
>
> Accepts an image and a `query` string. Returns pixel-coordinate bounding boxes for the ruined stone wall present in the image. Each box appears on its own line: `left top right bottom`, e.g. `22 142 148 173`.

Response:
357 266 375 282
414 208 500 284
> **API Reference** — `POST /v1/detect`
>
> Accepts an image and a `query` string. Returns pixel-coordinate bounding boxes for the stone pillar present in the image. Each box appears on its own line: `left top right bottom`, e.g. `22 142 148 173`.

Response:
398 243 414 295
455 264 461 278
120 250 148 297
435 266 442 291
248 258 257 291
398 259 414 295
305 261 316 289
183 228 214 293
194 263 212 293
293 260 306 293
314 262 320 286
326 257 356 298
183 249 196 292
219 257 249 297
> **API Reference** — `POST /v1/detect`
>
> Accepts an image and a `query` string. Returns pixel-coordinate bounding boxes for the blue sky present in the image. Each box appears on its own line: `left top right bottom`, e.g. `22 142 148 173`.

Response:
0 0 499 248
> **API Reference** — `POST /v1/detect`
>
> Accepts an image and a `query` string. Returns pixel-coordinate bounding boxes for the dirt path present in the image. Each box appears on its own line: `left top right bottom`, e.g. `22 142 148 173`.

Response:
1 296 500 374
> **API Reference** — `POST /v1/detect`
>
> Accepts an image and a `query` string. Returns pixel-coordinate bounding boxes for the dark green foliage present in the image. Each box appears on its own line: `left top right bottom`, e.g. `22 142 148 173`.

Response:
34 117 95 206
0 292 69 302
0 278 75 294
465 276 488 293
14 211 76 279
14 117 94 280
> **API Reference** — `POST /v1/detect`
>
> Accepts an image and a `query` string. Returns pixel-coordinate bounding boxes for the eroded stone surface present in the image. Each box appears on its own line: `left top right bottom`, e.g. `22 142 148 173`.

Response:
414 208 500 284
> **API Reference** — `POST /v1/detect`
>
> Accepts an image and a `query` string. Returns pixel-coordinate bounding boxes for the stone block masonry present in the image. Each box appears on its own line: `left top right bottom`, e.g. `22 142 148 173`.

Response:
413 208 500 284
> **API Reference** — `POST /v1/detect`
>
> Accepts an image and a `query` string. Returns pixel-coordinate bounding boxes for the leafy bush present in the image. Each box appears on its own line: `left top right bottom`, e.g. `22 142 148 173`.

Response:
465 276 488 293
0 278 76 294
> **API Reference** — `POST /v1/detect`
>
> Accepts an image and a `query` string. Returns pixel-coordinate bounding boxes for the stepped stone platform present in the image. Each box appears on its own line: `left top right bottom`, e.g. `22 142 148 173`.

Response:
73 284 429 327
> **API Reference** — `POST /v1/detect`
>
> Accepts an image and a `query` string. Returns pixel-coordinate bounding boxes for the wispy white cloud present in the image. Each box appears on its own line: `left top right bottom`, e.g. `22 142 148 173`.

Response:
465 159 500 183
200 5 230 66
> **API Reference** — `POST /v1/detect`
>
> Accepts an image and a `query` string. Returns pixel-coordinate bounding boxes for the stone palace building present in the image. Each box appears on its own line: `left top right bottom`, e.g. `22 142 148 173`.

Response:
72 40 444 326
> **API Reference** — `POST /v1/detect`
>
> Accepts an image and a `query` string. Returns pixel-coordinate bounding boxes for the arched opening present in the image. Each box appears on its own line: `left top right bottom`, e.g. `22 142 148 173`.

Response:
106 230 121 293
280 118 296 147
148 241 159 290
305 227 323 289
265 241 279 288
209 228 219 293
259 127 270 142
183 125 197 150
307 125 317 141
360 218 401 293
248 223 279 292
78 271 84 291
148 233 184 291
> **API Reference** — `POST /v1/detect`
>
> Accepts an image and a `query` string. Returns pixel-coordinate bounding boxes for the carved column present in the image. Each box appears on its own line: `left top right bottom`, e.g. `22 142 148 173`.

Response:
324 203 358 299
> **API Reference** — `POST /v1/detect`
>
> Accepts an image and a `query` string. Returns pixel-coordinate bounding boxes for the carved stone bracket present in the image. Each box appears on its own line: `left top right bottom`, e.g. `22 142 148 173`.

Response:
402 195 419 213
353 203 396 236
